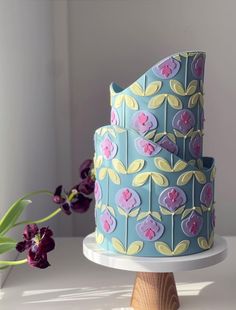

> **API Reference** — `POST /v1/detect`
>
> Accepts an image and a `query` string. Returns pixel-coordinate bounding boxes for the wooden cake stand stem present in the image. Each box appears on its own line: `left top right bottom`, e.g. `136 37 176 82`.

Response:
131 272 179 310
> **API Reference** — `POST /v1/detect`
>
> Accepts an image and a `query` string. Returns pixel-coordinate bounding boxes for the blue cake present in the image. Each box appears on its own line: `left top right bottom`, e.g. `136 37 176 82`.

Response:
93 51 216 257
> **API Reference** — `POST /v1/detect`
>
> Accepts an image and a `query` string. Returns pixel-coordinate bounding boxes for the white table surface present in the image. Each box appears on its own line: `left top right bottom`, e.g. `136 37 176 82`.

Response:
0 236 235 310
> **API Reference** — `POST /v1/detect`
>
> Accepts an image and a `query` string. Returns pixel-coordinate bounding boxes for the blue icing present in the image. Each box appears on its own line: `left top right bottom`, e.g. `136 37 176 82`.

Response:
94 51 215 257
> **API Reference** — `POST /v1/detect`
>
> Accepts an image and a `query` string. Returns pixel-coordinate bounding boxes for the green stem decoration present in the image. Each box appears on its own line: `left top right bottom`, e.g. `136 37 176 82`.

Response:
207 211 209 241
184 55 189 90
192 176 195 208
125 130 128 168
148 176 152 213
171 213 174 251
171 153 174 170
197 102 200 130
125 214 128 251
183 136 187 161
164 98 168 134
13 208 62 228
0 259 27 266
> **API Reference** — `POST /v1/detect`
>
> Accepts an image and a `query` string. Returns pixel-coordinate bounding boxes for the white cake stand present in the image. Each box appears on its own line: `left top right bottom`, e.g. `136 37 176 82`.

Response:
83 233 227 310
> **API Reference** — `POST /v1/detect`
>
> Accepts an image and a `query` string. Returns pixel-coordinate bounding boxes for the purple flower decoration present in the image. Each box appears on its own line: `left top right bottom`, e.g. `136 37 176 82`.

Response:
152 57 180 79
94 180 102 202
157 136 178 155
132 111 158 135
77 176 95 195
181 211 203 237
159 187 187 212
80 159 93 179
115 188 141 213
135 137 161 157
172 109 195 135
189 134 202 158
191 54 205 79
16 224 55 269
200 183 213 207
100 135 118 160
111 108 119 125
136 215 164 241
211 208 216 228
100 209 116 233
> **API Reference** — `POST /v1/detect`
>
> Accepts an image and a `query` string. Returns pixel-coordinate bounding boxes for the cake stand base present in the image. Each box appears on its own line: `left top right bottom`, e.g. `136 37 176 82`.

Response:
131 272 179 310
83 233 227 310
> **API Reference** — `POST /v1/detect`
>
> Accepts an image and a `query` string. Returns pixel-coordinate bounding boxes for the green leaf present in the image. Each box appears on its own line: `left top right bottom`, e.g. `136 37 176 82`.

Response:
154 157 172 172
195 207 203 215
0 236 17 254
170 80 185 96
151 173 169 186
118 207 127 216
154 132 165 142
132 172 150 187
155 241 172 256
0 199 32 235
173 160 188 172
194 171 206 184
148 94 166 109
173 129 184 138
210 166 216 182
127 159 145 174
112 238 126 254
108 168 121 184
167 95 182 109
144 129 156 140
173 240 190 255
174 206 185 215
107 206 115 217
197 237 209 250
112 159 127 174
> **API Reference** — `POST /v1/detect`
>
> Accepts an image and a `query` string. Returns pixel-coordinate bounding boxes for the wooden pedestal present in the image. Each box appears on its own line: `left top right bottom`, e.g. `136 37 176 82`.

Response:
131 272 179 310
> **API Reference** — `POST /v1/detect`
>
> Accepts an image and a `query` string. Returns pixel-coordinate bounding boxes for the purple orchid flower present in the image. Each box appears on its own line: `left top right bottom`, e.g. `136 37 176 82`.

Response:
16 224 55 269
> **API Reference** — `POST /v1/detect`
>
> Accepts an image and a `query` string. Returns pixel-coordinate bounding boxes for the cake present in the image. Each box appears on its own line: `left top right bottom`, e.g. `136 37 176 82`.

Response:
93 51 215 257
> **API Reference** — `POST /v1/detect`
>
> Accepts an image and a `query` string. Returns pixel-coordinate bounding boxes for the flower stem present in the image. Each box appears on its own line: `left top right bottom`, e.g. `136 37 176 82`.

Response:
164 99 167 134
0 259 27 266
171 213 174 251
12 208 62 228
183 136 186 160
197 102 200 130
149 177 152 213
184 55 188 90
192 176 195 208
125 215 128 251
22 190 53 200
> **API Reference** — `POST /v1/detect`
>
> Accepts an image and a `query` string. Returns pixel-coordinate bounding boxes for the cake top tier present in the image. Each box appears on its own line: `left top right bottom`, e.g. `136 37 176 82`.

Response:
109 51 205 162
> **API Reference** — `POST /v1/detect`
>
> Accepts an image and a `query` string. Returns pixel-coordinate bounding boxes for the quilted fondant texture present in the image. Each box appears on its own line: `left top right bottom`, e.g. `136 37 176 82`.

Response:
94 51 216 257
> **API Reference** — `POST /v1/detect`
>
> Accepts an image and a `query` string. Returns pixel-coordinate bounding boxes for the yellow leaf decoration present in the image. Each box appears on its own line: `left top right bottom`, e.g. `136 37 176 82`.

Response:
170 80 198 96
174 206 185 215
168 95 182 109
155 241 172 256
151 211 162 221
151 173 169 186
130 82 144 96
173 160 188 172
160 206 172 215
210 166 216 182
154 132 165 142
112 159 127 174
127 241 144 255
197 237 209 250
107 206 115 217
177 171 193 185
148 94 166 109
118 207 127 216
98 168 108 180
154 157 172 172
112 238 126 254
130 81 162 96
129 208 140 217
167 133 176 143
188 92 204 108
186 80 198 95
170 80 185 96
132 172 150 187
173 240 190 255
144 129 156 140
173 129 184 138
95 231 104 245
108 168 120 184
181 208 192 219
145 81 162 96
128 159 145 174
94 155 103 169
137 211 150 221
114 126 126 134
194 171 206 184
125 95 138 110
114 94 138 110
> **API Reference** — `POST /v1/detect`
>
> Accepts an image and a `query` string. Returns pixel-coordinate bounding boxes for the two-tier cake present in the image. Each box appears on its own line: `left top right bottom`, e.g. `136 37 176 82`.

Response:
93 51 215 257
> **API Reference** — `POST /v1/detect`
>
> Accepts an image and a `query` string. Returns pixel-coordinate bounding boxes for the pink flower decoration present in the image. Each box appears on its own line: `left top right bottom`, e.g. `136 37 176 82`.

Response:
158 136 178 155
132 111 158 135
152 57 180 79
189 134 202 158
100 135 117 160
94 181 102 202
191 54 205 79
159 187 187 212
172 109 195 135
200 183 213 207
181 211 203 237
115 188 141 214
136 215 164 241
135 138 161 157
100 209 116 233
110 108 119 125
